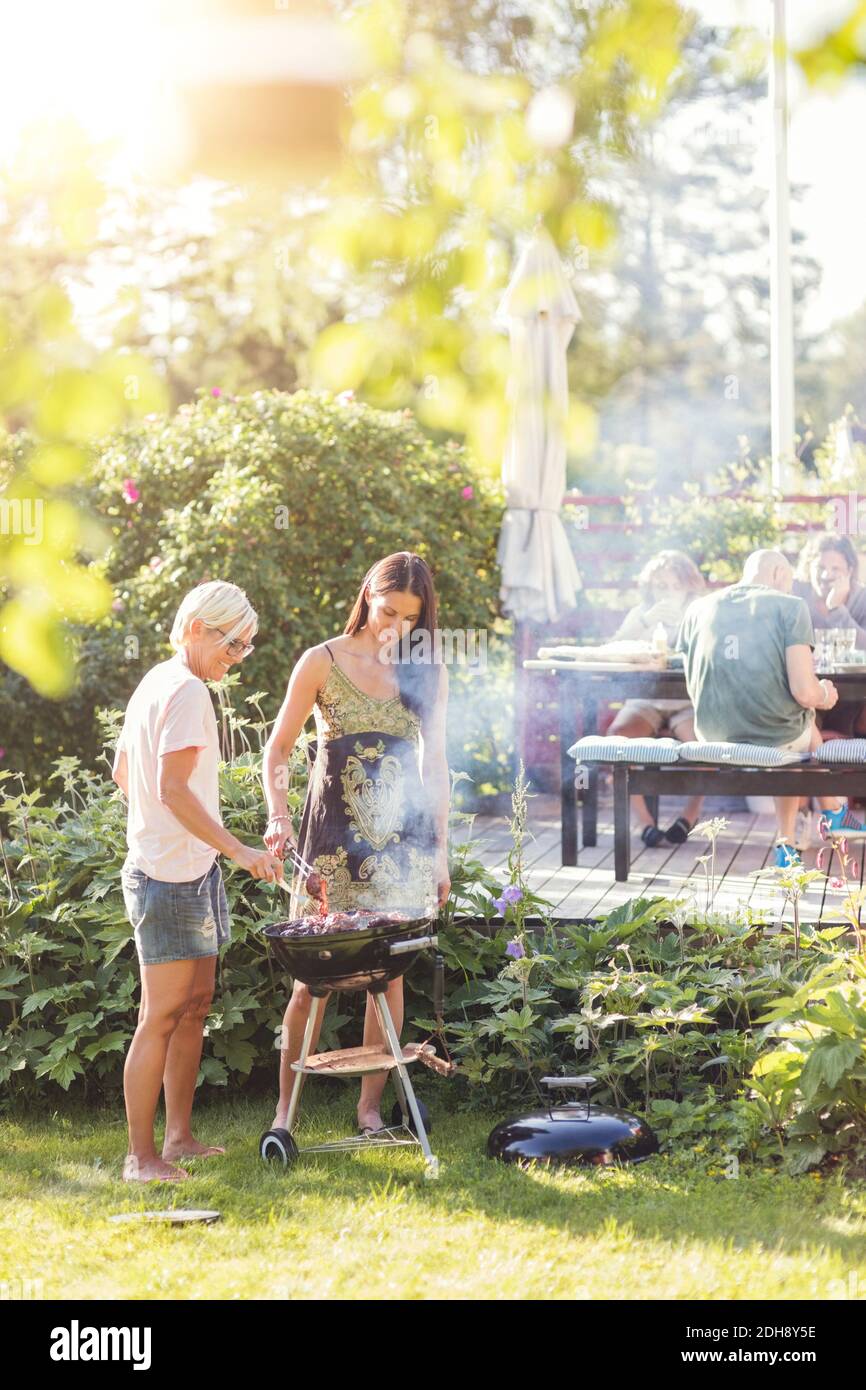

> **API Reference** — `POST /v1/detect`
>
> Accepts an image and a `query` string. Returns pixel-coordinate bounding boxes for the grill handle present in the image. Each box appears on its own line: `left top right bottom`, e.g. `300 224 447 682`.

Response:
540 1075 596 1120
389 933 439 956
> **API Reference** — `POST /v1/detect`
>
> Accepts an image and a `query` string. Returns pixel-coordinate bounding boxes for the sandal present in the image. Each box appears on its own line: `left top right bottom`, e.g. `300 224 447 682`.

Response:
641 824 666 848
664 816 693 845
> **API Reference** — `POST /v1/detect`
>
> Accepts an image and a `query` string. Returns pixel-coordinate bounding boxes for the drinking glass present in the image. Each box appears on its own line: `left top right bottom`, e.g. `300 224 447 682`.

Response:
814 632 832 672
826 628 845 670
839 627 858 662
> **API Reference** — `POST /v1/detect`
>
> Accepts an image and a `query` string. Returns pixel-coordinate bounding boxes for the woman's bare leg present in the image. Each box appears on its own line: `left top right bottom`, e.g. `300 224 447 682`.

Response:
272 980 329 1130
358 977 404 1130
162 955 224 1161
607 709 658 828
124 959 201 1182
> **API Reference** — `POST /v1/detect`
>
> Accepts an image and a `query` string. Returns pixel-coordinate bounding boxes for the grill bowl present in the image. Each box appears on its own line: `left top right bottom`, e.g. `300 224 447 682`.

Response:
263 911 434 992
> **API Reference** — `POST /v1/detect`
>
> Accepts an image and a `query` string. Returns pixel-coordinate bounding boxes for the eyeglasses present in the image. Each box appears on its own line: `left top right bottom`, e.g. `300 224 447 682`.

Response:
207 625 255 659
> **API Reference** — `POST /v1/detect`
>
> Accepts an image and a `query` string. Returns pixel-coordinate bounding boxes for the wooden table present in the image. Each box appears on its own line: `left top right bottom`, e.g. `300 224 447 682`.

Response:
524 661 866 866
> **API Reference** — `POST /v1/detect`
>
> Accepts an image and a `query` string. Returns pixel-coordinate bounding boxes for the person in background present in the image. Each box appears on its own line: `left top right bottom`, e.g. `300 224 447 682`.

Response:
793 532 866 738
675 549 866 868
607 550 706 847
113 581 284 1183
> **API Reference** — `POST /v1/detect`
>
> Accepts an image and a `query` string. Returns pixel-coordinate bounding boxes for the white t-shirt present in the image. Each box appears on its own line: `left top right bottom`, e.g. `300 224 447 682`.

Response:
114 654 221 882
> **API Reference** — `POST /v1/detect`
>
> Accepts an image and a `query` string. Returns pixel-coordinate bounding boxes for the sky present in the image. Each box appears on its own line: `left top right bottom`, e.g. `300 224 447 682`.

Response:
0 0 863 334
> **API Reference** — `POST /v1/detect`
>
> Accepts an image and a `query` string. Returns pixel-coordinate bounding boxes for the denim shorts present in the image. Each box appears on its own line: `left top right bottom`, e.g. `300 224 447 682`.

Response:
121 858 231 966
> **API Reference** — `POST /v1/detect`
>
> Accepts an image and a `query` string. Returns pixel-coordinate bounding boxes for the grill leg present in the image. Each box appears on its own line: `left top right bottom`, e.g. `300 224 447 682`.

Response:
285 994 321 1134
390 1059 410 1125
371 993 438 1178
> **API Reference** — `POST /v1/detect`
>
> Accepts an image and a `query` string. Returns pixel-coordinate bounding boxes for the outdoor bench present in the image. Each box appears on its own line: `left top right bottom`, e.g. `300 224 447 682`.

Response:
567 736 866 882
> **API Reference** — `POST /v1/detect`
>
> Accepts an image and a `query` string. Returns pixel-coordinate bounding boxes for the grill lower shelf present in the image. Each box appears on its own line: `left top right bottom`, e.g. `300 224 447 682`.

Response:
291 1041 437 1077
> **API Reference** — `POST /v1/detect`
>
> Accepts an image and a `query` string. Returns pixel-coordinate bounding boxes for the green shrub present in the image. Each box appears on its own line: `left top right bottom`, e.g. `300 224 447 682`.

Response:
624 473 784 584
0 389 505 784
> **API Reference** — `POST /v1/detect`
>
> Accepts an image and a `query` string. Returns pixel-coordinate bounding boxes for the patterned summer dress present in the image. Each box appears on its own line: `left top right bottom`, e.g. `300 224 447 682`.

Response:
290 643 438 917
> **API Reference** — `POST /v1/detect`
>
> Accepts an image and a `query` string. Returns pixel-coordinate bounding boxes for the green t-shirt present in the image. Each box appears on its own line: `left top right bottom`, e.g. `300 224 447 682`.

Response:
674 583 814 746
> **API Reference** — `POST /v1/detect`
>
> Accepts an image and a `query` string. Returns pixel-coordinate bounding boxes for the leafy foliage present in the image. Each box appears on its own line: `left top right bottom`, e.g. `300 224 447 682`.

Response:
2 389 506 786
4 736 866 1176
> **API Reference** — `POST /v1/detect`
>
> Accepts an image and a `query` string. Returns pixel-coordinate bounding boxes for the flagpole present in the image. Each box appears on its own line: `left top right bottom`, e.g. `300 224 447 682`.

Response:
769 0 795 490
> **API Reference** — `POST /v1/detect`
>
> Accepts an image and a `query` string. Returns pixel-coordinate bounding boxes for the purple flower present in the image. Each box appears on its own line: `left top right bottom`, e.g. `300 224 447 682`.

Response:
111 598 124 613
492 896 508 914
506 939 525 960
501 884 523 904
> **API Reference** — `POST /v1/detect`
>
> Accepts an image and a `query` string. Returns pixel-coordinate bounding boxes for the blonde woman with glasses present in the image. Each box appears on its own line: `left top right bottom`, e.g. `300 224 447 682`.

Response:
113 581 283 1183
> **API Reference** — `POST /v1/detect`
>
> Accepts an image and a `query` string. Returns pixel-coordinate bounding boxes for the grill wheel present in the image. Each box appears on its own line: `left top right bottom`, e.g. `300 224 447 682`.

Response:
390 1098 431 1136
260 1128 299 1166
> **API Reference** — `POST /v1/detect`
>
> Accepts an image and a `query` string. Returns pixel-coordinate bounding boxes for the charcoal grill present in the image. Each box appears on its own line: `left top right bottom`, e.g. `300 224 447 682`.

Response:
259 910 445 1180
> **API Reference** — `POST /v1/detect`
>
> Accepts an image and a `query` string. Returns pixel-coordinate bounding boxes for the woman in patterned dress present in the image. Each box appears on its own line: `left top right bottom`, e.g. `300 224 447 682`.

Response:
263 553 451 1134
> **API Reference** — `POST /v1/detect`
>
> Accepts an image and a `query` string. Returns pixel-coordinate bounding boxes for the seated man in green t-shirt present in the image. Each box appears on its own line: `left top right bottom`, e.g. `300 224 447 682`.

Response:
675 548 865 866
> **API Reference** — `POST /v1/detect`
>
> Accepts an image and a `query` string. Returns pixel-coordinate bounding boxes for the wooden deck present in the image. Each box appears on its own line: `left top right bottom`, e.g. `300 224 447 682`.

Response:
465 792 864 924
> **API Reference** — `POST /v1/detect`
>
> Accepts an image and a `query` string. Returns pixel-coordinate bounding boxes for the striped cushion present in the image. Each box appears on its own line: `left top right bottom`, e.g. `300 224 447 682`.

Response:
675 741 809 767
567 736 682 765
815 739 866 764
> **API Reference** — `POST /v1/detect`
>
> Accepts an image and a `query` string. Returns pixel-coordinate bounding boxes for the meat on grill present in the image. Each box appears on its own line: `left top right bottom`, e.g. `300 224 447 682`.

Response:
277 909 412 938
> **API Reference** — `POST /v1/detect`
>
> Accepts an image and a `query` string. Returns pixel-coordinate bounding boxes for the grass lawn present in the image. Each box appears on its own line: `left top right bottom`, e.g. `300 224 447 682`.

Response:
2 1094 866 1300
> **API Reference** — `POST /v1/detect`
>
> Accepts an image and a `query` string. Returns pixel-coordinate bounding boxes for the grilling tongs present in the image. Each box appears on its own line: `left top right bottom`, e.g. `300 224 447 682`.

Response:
275 840 324 896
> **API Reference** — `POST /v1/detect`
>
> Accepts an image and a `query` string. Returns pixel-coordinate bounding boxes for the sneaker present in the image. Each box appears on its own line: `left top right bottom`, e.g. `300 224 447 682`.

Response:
794 808 813 850
664 816 693 845
774 842 802 868
640 824 666 848
819 806 866 838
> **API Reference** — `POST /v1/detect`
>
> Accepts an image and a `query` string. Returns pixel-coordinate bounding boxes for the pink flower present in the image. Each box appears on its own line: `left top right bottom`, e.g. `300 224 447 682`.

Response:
121 479 140 504
335 390 355 405
830 877 845 890
111 598 124 613
211 387 222 398
149 556 164 572
817 848 828 871
818 818 829 842
461 485 474 499
853 862 860 877
0 748 5 760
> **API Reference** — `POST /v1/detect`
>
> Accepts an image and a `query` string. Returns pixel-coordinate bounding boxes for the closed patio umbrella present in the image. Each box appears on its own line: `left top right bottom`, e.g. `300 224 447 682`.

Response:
496 227 582 623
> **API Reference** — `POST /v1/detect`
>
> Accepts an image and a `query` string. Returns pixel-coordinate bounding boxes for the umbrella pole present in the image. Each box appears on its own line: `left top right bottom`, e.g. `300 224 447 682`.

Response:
513 618 529 790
